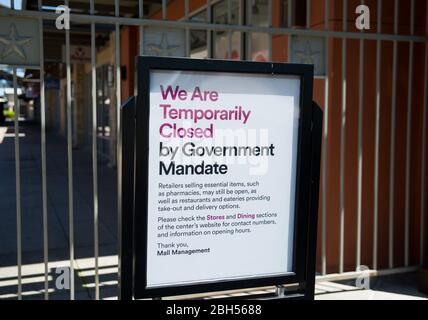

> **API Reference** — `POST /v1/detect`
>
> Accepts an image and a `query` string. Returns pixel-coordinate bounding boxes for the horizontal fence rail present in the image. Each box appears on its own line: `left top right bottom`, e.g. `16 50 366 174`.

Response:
0 7 427 42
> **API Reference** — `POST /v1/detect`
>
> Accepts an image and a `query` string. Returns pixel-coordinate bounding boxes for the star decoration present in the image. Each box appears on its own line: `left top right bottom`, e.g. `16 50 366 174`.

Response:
0 23 33 61
147 33 180 56
294 41 320 65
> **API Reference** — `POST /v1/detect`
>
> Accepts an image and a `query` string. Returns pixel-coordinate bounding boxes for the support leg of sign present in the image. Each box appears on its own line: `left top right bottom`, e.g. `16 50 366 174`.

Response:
303 101 323 300
120 96 136 300
275 285 286 298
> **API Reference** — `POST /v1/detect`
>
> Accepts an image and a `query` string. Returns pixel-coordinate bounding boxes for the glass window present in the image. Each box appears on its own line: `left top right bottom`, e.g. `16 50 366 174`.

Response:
249 33 269 62
280 0 307 27
248 0 269 27
213 0 242 60
247 0 270 61
188 0 243 60
281 0 290 27
190 10 208 58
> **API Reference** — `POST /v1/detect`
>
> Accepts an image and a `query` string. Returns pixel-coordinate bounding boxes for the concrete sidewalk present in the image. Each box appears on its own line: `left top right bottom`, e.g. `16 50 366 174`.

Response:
315 273 428 300
0 122 119 299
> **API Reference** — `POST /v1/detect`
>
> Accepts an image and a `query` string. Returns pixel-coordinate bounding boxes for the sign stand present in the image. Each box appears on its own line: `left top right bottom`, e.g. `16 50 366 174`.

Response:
119 96 136 301
119 57 322 301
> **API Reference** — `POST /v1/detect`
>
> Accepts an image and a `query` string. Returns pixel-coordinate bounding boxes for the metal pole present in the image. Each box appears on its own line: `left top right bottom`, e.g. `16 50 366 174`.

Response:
388 0 399 269
115 1 122 297
38 0 49 300
404 0 415 267
247 0 252 61
90 0 99 300
421 0 428 265
0 7 427 42
356 0 365 270
207 0 212 58
65 0 75 300
139 0 144 55
321 0 330 276
162 0 167 20
238 0 243 60
185 0 190 57
339 0 348 274
227 0 232 59
287 0 292 61
355 0 364 269
373 0 382 271
13 67 22 300
268 0 272 61
306 0 311 29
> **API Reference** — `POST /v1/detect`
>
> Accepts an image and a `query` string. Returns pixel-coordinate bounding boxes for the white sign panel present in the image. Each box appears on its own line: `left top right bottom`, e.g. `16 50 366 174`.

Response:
145 70 300 288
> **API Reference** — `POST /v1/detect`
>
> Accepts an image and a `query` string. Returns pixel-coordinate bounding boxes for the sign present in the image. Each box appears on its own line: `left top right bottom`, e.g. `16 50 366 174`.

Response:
121 57 322 300
289 36 326 77
0 18 40 66
146 70 299 288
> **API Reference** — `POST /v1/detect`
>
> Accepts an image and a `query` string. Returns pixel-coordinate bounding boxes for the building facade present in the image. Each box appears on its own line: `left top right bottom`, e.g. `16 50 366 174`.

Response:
73 0 427 274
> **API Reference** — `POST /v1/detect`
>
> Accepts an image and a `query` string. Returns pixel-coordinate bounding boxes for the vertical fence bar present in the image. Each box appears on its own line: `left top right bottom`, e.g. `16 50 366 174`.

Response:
90 0 99 300
115 2 122 292
65 0 75 300
268 0 272 61
227 0 232 59
38 0 49 300
139 0 144 55
238 0 243 60
321 0 330 276
373 0 382 271
404 0 415 267
356 0 365 270
162 0 167 20
339 0 348 274
207 0 212 58
421 0 428 265
287 0 292 61
246 0 252 61
185 0 190 57
388 0 399 269
306 0 311 29
13 67 22 300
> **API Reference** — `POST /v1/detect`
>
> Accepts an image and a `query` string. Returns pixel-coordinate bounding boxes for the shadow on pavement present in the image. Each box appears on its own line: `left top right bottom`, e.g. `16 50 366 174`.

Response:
0 122 119 300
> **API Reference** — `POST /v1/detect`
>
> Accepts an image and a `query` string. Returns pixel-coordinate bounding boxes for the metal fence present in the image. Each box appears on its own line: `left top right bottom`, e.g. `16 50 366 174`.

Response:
0 0 427 300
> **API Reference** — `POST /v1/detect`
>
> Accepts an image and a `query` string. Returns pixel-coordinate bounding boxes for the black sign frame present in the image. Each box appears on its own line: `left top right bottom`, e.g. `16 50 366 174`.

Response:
120 56 321 300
